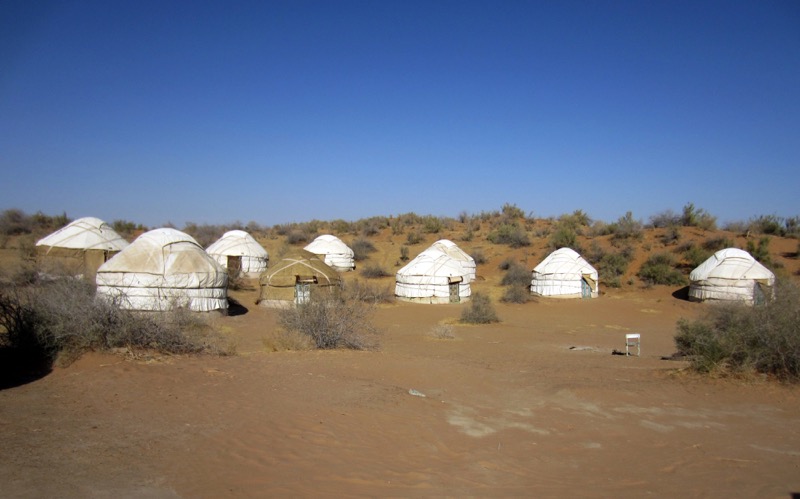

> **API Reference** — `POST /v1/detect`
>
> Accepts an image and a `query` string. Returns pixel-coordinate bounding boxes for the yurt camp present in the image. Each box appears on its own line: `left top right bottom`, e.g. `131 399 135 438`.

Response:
206 230 269 277
395 248 471 304
303 234 356 272
530 247 599 299
35 216 129 281
95 228 228 312
257 250 342 307
428 239 477 281
689 248 775 304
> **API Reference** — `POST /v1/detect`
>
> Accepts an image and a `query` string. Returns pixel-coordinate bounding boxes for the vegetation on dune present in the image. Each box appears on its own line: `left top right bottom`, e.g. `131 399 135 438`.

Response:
0 272 229 378
675 279 800 381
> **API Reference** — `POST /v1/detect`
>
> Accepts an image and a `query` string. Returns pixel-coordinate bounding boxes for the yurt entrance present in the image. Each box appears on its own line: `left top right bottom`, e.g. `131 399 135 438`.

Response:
448 276 462 303
226 255 242 278
581 275 595 299
295 275 317 305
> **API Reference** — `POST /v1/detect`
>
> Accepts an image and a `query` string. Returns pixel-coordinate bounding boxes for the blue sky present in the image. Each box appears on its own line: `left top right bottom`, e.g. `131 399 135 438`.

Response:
1 0 798 228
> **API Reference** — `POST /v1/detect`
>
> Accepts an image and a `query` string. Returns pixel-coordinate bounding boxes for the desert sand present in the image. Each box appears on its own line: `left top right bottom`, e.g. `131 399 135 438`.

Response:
1 224 799 497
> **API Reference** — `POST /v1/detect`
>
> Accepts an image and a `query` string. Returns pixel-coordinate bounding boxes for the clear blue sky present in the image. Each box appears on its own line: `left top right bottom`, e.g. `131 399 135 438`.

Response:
2 0 798 228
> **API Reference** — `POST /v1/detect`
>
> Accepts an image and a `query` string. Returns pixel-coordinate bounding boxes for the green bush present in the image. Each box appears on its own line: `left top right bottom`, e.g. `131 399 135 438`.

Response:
460 293 499 324
746 236 772 266
682 243 712 269
681 202 717 230
675 279 800 381
637 252 686 286
487 222 530 247
549 225 577 250
702 236 734 252
599 251 632 288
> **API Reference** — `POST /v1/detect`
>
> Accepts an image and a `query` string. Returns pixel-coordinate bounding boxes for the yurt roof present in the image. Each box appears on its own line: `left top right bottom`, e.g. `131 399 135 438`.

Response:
533 247 598 277
397 248 469 279
36 217 129 252
429 239 475 263
304 234 354 256
206 230 268 258
260 250 341 287
97 228 222 277
690 248 774 282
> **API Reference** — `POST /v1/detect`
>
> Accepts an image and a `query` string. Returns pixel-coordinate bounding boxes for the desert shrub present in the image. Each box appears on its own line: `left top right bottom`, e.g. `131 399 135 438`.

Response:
0 209 35 236
675 279 800 381
406 231 423 245
746 236 772 266
500 261 530 287
660 225 681 246
360 220 381 237
351 237 376 261
598 251 632 288
501 285 530 304
0 277 226 369
330 219 353 234
549 225 578 250
391 218 405 236
461 227 474 242
500 203 526 221
422 216 444 234
487 222 530 247
183 222 232 248
747 215 784 236
650 209 681 228
460 293 499 324
277 293 380 350
608 211 644 241
471 248 487 265
637 252 686 286
112 219 147 239
429 324 455 340
361 264 390 279
702 236 734 252
681 243 712 269
681 202 717 230
399 246 410 261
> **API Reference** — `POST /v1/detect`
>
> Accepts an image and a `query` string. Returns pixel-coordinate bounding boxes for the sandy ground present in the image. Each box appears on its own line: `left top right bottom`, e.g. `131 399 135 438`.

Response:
2 279 799 498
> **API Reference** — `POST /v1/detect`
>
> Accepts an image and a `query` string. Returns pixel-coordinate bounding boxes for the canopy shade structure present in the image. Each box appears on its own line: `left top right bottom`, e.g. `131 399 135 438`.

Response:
428 239 477 282
36 217 129 281
531 247 598 299
689 248 775 304
257 250 341 307
304 234 355 272
206 230 269 277
96 228 228 312
395 248 471 304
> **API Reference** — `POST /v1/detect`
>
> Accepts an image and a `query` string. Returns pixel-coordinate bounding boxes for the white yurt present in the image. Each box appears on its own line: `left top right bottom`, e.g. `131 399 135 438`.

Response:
36 217 129 280
395 248 471 304
689 248 775 304
206 230 269 277
428 239 477 281
304 234 355 272
96 228 228 312
531 247 598 299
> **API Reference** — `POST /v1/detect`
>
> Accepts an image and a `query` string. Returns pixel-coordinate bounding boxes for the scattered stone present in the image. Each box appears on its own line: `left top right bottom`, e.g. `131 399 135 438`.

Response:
408 389 426 398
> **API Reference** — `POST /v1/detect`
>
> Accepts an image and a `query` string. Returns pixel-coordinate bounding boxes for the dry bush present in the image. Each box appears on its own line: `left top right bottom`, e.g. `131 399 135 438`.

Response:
500 261 530 287
460 293 500 324
344 279 394 304
487 222 530 247
261 329 314 352
351 237 376 261
429 324 455 340
0 276 230 369
277 293 380 350
406 231 423 245
471 248 487 265
681 203 717 230
501 285 530 304
360 264 390 279
675 279 800 381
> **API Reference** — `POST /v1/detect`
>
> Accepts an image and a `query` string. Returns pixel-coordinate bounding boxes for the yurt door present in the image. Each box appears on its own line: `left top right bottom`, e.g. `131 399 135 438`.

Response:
227 255 242 279
753 282 767 306
295 276 316 305
581 278 591 299
448 276 462 303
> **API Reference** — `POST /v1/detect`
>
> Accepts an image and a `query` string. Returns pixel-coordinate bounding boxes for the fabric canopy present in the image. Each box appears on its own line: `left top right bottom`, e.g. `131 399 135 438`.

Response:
206 230 269 277
304 234 355 271
395 248 471 303
96 228 228 312
428 239 476 281
689 248 774 303
531 247 598 298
